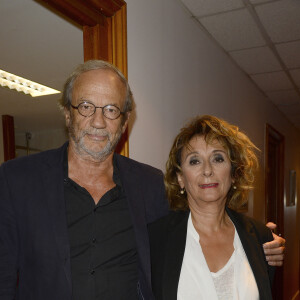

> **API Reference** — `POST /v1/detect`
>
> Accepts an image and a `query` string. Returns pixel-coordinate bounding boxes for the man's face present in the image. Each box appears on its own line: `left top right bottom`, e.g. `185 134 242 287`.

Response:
65 69 129 161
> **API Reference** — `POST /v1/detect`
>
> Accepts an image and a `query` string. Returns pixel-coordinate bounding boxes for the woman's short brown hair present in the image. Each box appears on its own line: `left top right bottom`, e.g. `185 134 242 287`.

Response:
165 115 259 211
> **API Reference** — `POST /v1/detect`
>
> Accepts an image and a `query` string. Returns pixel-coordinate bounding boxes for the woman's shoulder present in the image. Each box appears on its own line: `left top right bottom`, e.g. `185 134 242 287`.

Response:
226 207 273 242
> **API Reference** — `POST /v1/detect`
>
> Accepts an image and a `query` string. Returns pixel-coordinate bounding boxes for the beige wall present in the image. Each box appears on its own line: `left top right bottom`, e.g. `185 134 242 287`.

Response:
14 129 67 157
126 0 300 298
0 127 67 163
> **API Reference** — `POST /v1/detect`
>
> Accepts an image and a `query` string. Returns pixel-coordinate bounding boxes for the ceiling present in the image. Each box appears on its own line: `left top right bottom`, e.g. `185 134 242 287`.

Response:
181 0 300 130
1 0 300 136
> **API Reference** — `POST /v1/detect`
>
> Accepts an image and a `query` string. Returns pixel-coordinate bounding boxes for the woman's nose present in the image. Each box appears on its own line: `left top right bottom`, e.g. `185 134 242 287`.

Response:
202 162 213 177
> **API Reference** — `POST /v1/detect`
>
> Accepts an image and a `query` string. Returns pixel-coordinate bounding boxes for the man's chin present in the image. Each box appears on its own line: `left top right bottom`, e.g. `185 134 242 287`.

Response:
82 145 111 159
81 138 108 150
70 139 109 160
70 131 122 161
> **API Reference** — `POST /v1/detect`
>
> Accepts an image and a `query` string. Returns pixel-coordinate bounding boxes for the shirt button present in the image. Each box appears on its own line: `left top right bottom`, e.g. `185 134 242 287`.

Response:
90 270 95 275
92 238 96 244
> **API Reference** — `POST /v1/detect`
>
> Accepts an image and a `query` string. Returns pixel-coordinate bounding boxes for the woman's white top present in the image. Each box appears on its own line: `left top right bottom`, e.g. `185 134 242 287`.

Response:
177 213 259 300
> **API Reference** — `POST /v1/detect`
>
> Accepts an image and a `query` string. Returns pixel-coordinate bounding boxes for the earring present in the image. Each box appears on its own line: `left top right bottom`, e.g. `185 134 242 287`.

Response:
180 187 185 194
232 180 237 190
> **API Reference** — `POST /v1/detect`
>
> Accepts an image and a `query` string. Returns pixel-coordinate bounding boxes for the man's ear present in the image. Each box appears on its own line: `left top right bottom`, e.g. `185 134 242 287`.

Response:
121 112 131 133
64 107 71 127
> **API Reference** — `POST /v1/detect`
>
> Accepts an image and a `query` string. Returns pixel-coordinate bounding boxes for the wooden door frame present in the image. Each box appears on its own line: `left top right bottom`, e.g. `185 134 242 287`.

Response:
38 0 129 156
265 123 284 232
265 123 285 299
2 115 16 161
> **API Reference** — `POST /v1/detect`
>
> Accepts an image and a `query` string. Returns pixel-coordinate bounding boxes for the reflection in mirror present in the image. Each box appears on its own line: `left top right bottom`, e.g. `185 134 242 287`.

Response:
0 0 83 163
15 130 68 158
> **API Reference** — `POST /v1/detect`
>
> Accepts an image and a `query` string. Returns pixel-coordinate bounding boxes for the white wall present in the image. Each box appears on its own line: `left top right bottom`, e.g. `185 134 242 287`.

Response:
127 0 300 170
126 0 300 298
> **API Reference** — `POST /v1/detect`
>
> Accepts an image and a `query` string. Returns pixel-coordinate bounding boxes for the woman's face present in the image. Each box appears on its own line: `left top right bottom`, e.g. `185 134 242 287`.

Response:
177 135 233 206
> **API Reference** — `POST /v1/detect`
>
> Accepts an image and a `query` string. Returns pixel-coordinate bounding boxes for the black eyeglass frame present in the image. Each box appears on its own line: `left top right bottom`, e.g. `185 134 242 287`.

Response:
70 101 125 120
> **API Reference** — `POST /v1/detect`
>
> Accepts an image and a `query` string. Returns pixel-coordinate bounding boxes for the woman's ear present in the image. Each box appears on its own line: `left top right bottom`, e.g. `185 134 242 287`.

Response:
176 172 184 189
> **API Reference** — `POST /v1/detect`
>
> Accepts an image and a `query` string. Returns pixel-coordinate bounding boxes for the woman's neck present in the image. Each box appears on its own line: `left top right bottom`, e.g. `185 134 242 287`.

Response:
189 200 231 234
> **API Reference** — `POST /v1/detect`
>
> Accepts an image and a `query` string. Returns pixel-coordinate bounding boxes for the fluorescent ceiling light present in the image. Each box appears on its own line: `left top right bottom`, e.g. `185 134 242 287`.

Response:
0 69 61 97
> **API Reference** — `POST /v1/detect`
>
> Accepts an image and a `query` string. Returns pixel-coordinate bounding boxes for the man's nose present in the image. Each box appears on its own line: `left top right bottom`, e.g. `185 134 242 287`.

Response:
90 107 106 128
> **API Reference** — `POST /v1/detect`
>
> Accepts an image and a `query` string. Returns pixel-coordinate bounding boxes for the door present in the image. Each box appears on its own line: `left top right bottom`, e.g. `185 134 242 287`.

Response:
265 124 284 299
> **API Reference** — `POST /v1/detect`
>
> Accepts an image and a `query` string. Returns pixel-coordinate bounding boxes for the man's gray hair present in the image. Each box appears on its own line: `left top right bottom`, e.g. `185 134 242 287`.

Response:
61 60 133 114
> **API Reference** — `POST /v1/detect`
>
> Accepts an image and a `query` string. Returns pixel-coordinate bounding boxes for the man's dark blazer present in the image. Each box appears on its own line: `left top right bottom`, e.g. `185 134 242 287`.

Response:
0 143 169 300
149 208 275 300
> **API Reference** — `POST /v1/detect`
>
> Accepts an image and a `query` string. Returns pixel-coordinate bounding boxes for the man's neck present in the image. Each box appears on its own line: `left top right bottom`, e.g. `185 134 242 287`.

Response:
67 143 116 204
67 143 115 180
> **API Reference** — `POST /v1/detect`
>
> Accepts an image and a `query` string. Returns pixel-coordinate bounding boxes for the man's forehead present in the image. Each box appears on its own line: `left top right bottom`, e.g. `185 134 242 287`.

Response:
73 69 125 93
76 69 121 83
71 69 126 105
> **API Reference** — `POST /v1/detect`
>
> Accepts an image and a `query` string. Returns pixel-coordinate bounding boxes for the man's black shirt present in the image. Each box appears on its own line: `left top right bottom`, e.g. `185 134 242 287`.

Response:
64 151 138 300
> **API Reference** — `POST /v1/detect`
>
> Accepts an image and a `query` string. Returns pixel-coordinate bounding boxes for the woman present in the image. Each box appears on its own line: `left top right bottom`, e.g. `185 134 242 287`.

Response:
149 115 275 300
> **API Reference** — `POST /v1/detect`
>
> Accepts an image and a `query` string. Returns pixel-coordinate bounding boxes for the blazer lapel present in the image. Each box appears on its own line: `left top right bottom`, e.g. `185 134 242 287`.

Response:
42 145 72 293
163 211 189 300
227 208 272 299
116 156 151 287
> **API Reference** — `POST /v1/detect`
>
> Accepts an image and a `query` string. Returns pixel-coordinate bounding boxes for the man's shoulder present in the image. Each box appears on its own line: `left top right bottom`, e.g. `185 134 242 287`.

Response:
1 143 67 171
115 153 164 177
149 210 189 232
115 154 169 223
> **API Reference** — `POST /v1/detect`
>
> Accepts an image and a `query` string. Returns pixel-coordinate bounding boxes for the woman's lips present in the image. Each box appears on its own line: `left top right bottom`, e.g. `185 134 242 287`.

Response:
200 183 218 189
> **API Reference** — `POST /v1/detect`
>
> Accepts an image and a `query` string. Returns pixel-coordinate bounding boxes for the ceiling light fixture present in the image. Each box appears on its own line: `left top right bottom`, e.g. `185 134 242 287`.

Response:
0 69 61 97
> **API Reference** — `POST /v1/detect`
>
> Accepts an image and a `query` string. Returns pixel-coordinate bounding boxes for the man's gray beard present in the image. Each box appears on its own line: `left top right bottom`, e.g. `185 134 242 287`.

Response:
68 122 123 162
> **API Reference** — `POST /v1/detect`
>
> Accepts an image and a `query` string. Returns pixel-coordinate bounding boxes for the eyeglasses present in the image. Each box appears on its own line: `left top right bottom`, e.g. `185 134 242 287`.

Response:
71 102 125 120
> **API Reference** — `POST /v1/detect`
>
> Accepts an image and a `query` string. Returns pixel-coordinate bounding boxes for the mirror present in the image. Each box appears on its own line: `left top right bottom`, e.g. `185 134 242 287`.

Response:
0 0 83 159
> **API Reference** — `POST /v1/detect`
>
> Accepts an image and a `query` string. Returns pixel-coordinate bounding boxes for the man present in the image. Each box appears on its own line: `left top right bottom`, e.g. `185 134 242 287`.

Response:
0 60 285 300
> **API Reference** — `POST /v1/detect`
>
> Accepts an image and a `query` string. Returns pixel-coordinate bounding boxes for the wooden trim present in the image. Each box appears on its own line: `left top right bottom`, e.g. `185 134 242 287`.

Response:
39 0 105 26
39 0 129 156
265 124 285 232
39 0 125 23
111 5 128 77
83 23 111 61
85 0 125 18
265 123 285 299
265 124 285 234
2 115 16 161
111 5 129 157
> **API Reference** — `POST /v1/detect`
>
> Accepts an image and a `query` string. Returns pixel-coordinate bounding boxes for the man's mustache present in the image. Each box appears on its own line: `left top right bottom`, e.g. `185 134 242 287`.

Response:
81 129 110 137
